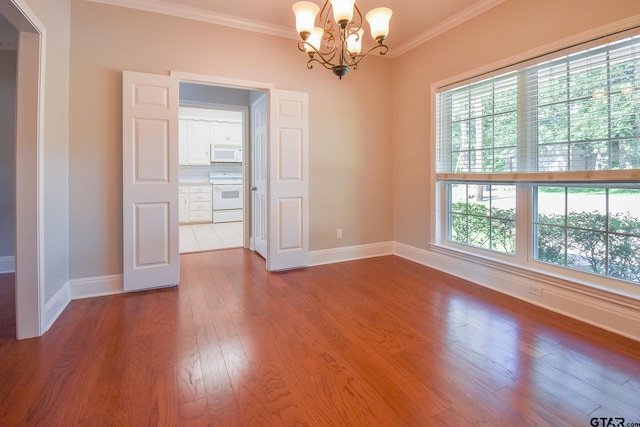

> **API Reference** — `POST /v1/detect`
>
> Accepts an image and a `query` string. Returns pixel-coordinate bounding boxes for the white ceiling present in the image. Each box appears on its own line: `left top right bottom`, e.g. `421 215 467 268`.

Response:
89 0 505 56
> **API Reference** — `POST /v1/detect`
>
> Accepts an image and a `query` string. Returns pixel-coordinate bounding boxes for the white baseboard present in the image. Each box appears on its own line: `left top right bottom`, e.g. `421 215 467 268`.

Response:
309 241 394 266
70 274 124 299
393 242 640 342
44 281 71 332
63 241 640 342
64 242 392 301
0 256 15 273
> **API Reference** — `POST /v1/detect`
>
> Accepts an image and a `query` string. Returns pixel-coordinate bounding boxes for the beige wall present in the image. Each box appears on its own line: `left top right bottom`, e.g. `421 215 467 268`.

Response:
68 0 393 279
0 49 16 258
391 0 640 248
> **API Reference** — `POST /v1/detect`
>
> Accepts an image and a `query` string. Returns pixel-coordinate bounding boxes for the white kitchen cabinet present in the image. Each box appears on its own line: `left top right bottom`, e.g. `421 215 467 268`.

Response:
186 120 211 165
179 118 211 165
179 186 189 224
183 185 212 223
210 120 242 146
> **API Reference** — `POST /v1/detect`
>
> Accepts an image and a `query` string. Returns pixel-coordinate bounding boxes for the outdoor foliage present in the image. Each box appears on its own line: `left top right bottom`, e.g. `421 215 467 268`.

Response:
451 202 640 284
450 202 516 255
543 210 640 284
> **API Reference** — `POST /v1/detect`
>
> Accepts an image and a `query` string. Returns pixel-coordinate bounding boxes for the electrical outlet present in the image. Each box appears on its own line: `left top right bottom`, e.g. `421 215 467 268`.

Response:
528 285 543 297
337 228 343 239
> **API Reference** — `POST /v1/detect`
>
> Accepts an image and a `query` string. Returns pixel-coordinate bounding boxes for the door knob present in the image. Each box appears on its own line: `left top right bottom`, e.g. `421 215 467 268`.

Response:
251 186 257 191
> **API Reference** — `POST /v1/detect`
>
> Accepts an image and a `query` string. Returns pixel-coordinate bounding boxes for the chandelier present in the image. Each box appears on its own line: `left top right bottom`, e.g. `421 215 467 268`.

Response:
292 0 392 79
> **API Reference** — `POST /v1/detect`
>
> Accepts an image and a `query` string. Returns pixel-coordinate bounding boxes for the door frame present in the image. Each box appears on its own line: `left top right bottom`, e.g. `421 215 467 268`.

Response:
171 71 275 253
0 0 47 339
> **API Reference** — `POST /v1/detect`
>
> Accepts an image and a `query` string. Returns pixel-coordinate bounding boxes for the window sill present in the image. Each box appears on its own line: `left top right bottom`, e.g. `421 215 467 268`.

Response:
429 241 640 307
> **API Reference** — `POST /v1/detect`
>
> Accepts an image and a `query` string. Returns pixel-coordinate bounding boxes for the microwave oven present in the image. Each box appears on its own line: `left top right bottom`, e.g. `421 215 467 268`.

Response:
210 144 242 163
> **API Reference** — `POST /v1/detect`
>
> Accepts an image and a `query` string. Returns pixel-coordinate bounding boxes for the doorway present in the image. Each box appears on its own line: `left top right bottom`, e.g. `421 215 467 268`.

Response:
0 0 46 339
0 15 17 337
123 71 310 293
177 82 264 254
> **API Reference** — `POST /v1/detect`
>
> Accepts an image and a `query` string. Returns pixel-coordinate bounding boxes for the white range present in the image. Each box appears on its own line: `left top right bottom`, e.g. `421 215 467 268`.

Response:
210 172 243 223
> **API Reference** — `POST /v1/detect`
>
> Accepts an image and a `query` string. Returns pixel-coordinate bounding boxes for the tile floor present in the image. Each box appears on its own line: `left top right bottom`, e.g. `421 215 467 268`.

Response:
179 221 243 253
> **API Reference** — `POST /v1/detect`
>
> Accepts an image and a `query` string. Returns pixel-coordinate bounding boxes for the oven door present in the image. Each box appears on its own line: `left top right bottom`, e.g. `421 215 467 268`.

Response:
212 184 243 210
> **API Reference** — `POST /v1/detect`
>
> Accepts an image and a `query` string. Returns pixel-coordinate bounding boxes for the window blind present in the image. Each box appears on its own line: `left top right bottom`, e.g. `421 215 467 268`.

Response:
436 32 640 183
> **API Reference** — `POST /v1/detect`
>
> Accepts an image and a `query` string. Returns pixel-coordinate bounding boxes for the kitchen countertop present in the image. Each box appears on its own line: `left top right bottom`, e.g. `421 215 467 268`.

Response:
179 181 211 186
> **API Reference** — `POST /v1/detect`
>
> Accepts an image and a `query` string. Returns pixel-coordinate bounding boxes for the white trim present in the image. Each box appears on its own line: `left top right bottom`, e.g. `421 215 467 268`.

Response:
391 0 506 57
36 10 47 340
0 0 47 339
0 256 15 273
86 0 296 40
44 281 70 332
70 274 124 299
171 71 275 91
393 241 640 342
309 242 394 266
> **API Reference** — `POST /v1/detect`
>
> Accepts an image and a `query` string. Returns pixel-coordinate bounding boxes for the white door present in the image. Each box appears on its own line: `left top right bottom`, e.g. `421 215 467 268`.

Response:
251 94 268 258
267 89 309 271
122 71 179 292
178 119 188 165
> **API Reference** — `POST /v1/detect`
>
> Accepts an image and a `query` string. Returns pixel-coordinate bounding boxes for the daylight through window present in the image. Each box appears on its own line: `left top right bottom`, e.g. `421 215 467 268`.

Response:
436 31 640 286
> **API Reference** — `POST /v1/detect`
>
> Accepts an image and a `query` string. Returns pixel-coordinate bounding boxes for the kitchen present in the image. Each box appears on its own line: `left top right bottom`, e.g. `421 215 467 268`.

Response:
178 83 256 254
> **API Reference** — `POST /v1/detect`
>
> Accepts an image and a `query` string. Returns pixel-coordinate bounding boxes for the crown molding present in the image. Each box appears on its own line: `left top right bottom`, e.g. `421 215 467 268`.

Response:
86 0 298 40
390 0 506 57
86 0 505 59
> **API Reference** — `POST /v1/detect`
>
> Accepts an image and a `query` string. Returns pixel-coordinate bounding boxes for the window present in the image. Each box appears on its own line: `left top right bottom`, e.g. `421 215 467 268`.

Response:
436 31 640 286
448 184 516 255
534 186 640 283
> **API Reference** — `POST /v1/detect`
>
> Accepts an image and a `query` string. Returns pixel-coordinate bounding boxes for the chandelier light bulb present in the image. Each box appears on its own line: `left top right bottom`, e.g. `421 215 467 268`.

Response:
366 7 393 43
329 0 356 27
292 1 320 39
305 26 324 55
347 29 364 55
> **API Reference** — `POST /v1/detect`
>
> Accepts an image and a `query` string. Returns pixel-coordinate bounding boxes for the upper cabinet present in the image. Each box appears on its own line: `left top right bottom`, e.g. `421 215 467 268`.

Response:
179 118 211 165
210 120 242 146
179 107 243 165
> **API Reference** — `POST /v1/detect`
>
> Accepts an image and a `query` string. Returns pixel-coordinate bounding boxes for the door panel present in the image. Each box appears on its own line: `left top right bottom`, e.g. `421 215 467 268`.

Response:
278 198 303 250
135 203 170 266
123 71 179 292
251 94 268 258
267 89 309 271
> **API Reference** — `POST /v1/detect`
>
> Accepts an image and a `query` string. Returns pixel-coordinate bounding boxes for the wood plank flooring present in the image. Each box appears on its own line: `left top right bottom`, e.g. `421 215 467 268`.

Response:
1 250 640 426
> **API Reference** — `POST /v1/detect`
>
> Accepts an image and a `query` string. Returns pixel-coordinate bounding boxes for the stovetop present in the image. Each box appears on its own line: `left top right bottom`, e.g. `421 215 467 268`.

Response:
210 172 243 185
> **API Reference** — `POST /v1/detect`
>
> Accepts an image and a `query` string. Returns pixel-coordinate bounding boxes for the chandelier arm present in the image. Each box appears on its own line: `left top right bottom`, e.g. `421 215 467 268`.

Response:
298 40 338 68
297 40 335 58
307 56 337 71
318 0 334 33
349 43 389 68
350 3 364 32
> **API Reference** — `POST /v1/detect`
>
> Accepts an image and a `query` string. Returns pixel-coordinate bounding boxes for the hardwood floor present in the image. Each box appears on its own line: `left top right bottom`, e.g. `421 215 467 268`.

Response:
1 250 640 426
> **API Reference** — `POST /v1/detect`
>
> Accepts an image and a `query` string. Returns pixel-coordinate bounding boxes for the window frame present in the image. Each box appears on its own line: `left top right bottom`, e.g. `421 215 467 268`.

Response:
431 25 640 297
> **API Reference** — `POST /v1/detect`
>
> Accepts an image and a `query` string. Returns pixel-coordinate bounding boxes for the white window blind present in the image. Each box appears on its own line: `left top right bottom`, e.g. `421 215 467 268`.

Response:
436 32 640 183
